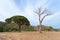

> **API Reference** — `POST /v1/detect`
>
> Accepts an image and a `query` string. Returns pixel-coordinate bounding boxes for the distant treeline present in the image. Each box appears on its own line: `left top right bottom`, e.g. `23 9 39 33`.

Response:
0 21 60 32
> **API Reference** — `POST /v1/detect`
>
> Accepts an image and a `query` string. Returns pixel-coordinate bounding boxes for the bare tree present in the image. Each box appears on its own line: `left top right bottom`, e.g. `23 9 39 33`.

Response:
34 7 52 33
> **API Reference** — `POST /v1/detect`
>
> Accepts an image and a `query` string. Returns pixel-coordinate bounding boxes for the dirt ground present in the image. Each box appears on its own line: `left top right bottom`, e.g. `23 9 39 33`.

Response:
0 31 60 40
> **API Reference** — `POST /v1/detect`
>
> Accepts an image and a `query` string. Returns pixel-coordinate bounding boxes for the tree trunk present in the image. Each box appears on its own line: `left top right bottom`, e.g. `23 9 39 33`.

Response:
39 23 42 33
18 25 21 32
39 15 42 33
18 26 21 32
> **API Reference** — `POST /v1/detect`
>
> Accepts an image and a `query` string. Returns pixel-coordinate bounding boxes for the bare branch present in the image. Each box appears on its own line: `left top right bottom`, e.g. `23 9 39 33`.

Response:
40 9 47 15
34 7 42 15
40 13 51 23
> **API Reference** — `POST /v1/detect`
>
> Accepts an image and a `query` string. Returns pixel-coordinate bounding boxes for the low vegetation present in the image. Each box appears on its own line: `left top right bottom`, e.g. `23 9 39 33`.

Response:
0 21 59 32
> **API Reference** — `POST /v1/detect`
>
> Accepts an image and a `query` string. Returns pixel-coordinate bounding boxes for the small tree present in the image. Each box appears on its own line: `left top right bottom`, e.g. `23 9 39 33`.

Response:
35 7 52 33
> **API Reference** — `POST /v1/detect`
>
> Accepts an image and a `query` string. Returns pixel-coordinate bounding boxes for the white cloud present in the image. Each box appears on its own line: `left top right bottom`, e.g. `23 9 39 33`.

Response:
43 12 60 28
44 12 60 21
0 0 23 21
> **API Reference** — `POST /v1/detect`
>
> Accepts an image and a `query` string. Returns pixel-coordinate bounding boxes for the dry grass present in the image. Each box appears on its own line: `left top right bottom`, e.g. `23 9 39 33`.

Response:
0 31 60 40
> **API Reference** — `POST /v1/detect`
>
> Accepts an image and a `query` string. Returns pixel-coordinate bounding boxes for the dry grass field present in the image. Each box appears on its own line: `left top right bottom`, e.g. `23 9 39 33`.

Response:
0 31 60 40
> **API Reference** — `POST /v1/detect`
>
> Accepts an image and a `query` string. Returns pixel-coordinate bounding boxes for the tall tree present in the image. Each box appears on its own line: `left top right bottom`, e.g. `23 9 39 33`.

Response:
5 15 30 32
35 7 52 33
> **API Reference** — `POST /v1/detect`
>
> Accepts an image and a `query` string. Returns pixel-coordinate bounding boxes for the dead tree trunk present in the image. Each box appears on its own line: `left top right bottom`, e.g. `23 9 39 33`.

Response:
34 8 52 33
39 15 42 33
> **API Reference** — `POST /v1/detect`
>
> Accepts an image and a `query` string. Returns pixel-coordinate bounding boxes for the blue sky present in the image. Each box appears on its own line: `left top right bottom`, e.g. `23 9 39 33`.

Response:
0 0 60 28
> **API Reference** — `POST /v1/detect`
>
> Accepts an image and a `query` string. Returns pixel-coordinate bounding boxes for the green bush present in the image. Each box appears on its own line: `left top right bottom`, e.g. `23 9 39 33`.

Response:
0 21 6 32
21 25 36 31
